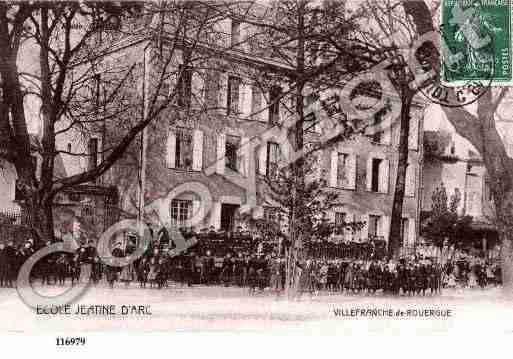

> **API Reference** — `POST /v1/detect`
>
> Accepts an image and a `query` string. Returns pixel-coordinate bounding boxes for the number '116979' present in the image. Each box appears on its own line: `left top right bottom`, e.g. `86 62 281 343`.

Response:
56 337 86 346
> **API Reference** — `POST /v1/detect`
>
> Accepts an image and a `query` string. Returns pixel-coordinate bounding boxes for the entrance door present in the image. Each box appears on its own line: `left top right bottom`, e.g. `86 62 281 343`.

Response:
220 204 239 232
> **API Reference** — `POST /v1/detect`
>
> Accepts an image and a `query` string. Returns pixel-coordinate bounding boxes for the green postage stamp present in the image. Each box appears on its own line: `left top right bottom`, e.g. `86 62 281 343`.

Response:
441 0 512 86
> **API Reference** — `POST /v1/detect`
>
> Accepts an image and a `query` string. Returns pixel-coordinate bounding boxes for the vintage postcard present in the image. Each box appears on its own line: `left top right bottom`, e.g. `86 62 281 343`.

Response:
1 0 513 352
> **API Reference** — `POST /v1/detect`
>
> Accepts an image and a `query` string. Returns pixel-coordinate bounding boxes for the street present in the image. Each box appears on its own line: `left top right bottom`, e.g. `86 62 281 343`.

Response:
1 284 512 334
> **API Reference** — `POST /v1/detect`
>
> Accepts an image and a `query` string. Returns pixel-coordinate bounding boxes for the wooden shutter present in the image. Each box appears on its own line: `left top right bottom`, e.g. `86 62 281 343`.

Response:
240 81 252 119
239 137 250 176
191 198 202 228
408 218 416 247
209 202 221 229
330 150 338 187
218 72 228 114
378 159 389 193
381 215 391 243
409 116 419 150
166 130 176 169
258 141 267 175
262 90 270 122
347 154 357 190
405 163 415 196
192 129 203 171
191 68 205 108
216 133 226 174
366 157 373 191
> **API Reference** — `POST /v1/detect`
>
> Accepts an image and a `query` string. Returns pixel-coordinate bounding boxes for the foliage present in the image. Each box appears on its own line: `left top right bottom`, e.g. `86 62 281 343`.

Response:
241 153 364 251
423 183 473 248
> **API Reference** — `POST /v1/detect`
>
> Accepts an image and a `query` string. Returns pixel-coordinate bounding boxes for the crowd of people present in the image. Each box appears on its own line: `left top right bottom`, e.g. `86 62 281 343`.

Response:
0 234 503 296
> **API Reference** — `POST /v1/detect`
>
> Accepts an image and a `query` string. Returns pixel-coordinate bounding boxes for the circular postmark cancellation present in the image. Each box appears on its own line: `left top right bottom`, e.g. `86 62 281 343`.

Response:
415 0 505 107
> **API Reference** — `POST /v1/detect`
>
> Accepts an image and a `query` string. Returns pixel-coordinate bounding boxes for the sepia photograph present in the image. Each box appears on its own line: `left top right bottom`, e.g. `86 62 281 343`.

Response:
0 0 512 353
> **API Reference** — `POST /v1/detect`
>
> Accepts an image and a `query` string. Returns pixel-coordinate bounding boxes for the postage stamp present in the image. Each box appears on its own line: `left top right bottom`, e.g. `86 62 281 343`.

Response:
441 0 512 86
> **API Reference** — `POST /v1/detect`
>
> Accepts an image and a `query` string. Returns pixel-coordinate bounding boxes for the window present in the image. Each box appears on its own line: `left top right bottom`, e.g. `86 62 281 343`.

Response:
335 212 346 235
175 128 193 169
225 135 241 172
227 76 240 115
231 20 240 48
251 84 262 117
368 215 380 239
485 178 494 202
267 142 280 178
177 65 192 108
67 143 72 153
371 158 382 192
88 138 98 170
401 218 409 247
269 86 281 124
205 71 220 109
171 199 192 228
337 153 349 188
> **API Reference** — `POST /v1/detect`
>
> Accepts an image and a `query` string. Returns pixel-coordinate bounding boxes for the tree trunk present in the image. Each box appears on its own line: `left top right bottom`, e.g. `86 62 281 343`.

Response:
284 2 307 299
388 91 413 257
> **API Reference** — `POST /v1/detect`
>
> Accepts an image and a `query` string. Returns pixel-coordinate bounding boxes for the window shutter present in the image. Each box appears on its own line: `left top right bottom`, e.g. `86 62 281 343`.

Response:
381 215 390 243
216 133 226 174
238 137 250 176
218 72 228 114
409 116 419 150
240 81 252 119
166 130 176 169
258 141 267 175
251 84 263 121
347 154 357 190
191 198 203 229
405 164 415 196
329 150 338 187
366 157 373 191
209 202 221 229
191 69 205 108
408 218 416 247
378 159 389 193
262 91 270 123
192 129 203 171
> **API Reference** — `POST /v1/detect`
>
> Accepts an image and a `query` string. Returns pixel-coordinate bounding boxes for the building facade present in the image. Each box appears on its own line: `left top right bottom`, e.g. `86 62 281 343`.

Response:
421 108 498 251
70 4 424 248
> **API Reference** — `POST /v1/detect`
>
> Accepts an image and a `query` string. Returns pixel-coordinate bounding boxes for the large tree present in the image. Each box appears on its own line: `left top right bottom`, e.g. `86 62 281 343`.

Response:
217 0 380 295
402 0 513 294
0 2 224 243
